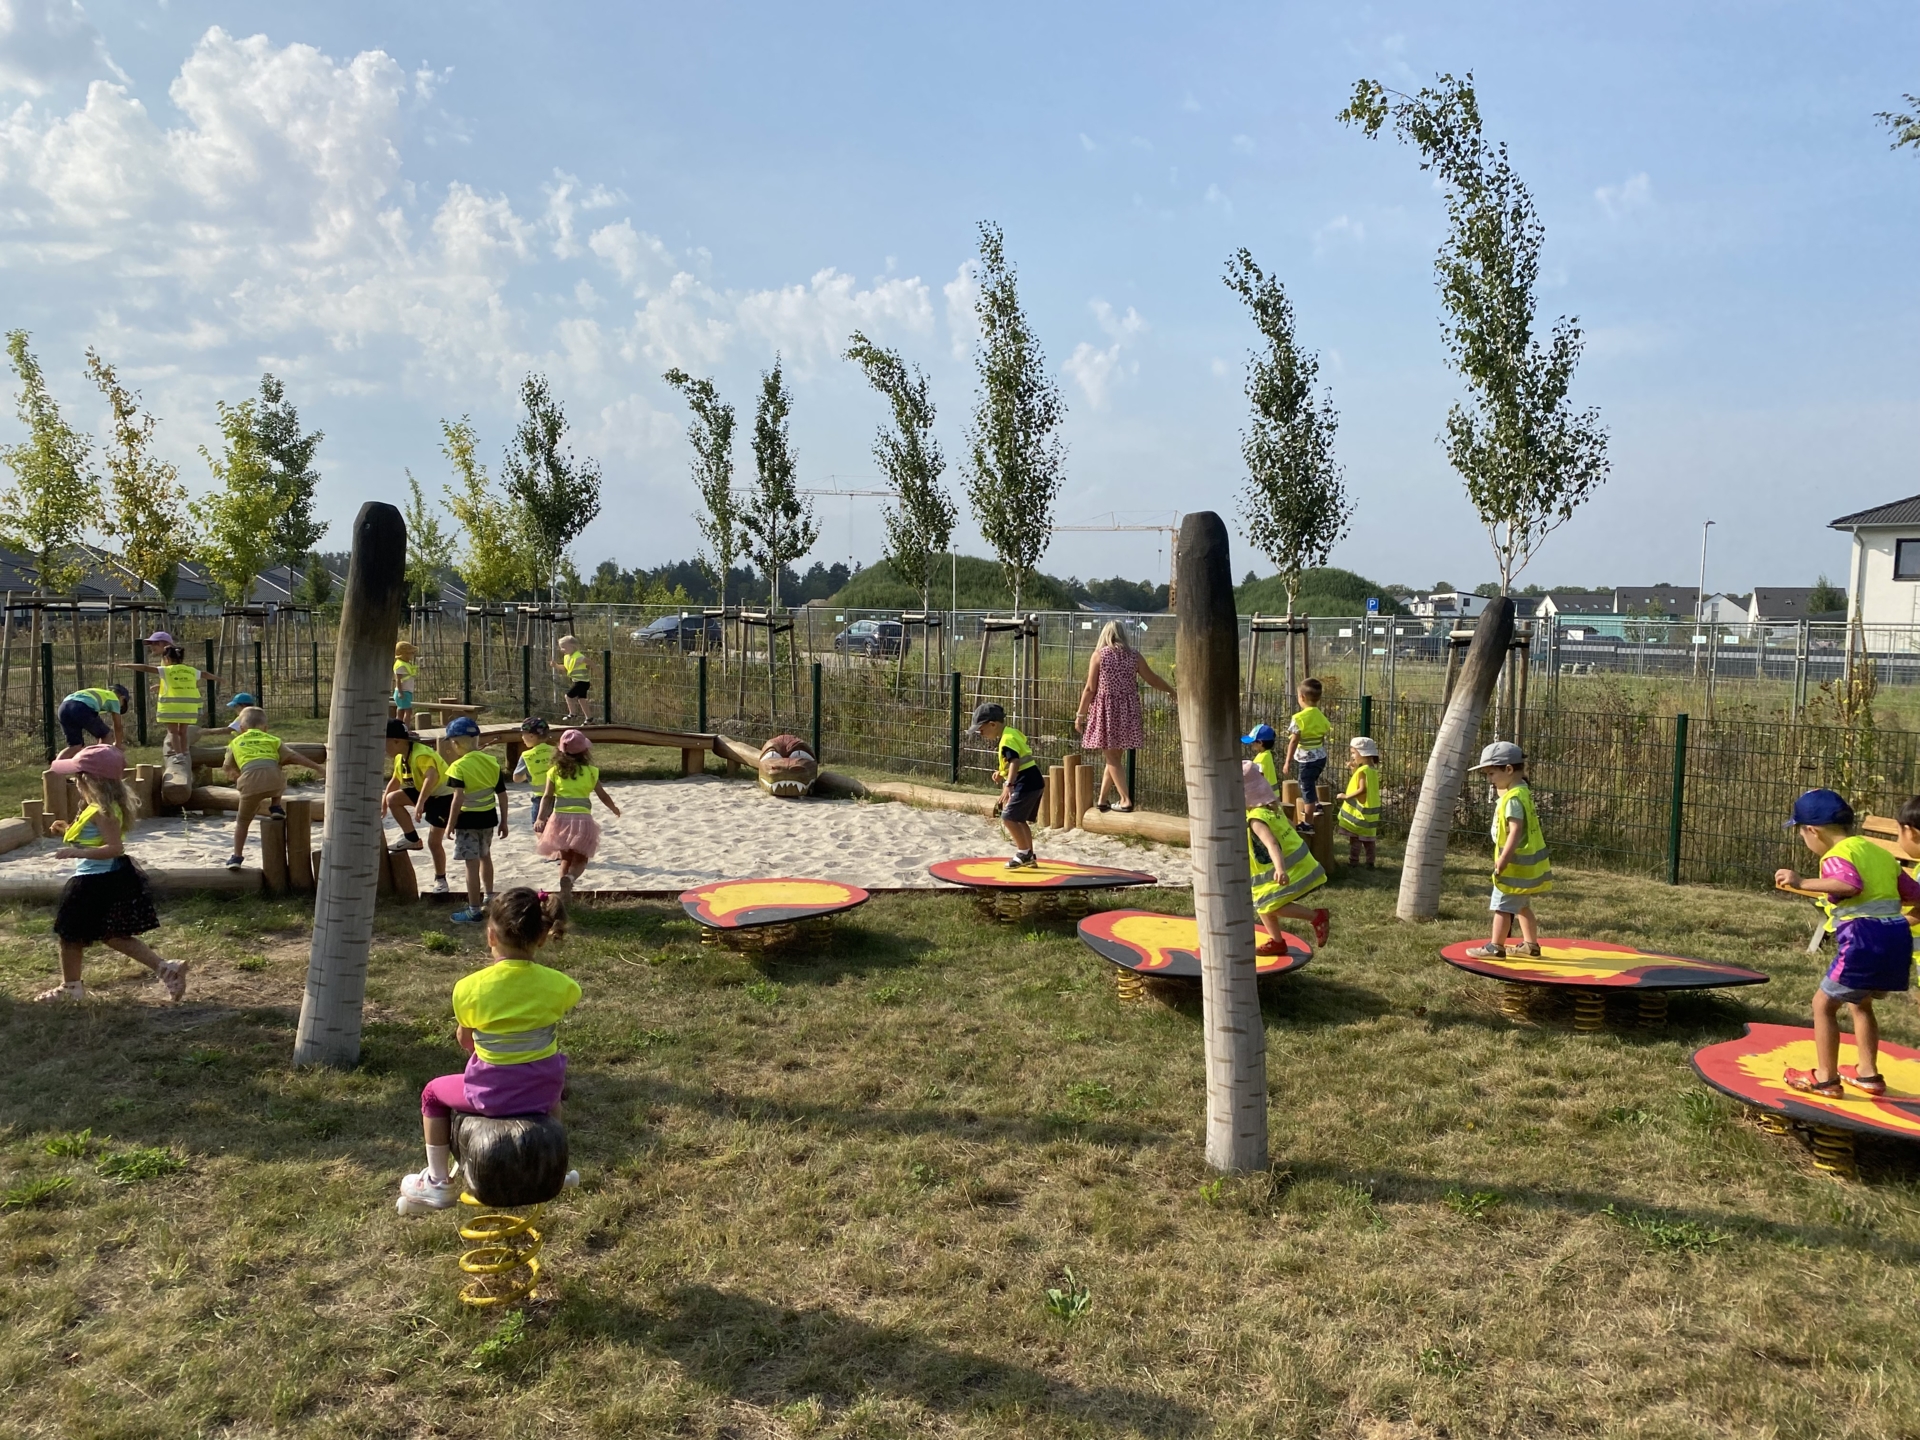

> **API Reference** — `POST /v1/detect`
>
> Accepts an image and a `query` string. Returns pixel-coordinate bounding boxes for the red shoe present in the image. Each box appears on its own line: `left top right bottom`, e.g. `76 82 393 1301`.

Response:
1842 1065 1888 1097
1310 909 1330 947
1256 937 1288 957
1782 1067 1844 1098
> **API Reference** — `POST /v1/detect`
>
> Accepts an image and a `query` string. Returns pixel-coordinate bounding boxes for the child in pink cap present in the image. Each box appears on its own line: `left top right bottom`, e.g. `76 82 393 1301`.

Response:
36 744 185 1003
533 730 620 898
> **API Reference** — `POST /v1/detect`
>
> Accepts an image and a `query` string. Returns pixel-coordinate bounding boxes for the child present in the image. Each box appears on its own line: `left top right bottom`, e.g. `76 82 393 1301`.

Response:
221 707 294 870
514 716 557 827
1242 723 1282 794
1464 741 1550 959
1896 796 1920 998
1775 789 1918 1096
119 645 218 756
967 702 1044 869
534 729 622 897
1280 678 1332 810
397 888 579 1212
384 719 451 893
1245 761 1331 949
555 635 590 723
1339 736 1382 868
35 744 186 1003
392 641 417 720
55 683 130 758
442 715 508 923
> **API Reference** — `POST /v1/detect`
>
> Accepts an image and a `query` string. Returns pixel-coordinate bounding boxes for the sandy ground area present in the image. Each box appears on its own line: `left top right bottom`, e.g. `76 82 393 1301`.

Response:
0 775 1191 892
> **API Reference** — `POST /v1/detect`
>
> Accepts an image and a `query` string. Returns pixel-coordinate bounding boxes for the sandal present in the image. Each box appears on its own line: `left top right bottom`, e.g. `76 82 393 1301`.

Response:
1310 909 1330 947
1842 1065 1888 1098
34 980 85 1002
1256 937 1289 957
157 960 188 1002
1783 1067 1844 1098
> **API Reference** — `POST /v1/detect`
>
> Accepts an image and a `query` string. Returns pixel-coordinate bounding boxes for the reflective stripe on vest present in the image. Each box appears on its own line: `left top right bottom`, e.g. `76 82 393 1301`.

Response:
228 730 281 767
156 664 201 721
1822 835 1907 925
1492 783 1553 897
1248 804 1326 910
1338 764 1380 839
471 1024 557 1063
552 764 599 813
67 688 119 713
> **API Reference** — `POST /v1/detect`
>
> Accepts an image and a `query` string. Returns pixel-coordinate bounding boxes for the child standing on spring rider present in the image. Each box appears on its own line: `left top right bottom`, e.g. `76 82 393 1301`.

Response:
1774 788 1918 1097
1464 741 1551 960
968 702 1044 869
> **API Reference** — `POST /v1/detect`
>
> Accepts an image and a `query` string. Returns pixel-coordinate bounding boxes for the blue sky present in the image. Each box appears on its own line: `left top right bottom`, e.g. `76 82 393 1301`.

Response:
0 0 1913 595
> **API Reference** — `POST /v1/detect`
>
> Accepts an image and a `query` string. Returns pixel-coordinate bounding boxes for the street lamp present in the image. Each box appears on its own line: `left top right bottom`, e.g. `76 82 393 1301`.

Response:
1695 520 1715 633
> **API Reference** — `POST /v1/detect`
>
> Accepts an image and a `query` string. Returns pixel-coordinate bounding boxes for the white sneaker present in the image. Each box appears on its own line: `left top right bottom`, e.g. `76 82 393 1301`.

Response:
563 1169 580 1188
396 1168 460 1213
430 876 449 895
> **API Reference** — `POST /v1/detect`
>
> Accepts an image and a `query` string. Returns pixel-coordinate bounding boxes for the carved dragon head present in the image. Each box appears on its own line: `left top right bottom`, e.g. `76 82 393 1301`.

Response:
757 733 819 799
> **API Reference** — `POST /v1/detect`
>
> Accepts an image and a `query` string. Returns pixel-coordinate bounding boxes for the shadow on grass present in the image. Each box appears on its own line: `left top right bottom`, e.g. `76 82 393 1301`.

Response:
746 925 938 985
568 1283 1205 1437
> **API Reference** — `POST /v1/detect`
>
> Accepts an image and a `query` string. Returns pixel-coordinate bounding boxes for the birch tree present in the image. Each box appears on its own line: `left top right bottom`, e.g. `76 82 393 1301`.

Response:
502 374 601 601
440 417 526 603
964 222 1065 614
739 358 817 613
87 349 194 603
663 368 742 615
845 332 954 609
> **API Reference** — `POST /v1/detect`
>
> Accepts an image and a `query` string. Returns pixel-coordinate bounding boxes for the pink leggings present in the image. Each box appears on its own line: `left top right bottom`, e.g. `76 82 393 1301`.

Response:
420 1073 471 1119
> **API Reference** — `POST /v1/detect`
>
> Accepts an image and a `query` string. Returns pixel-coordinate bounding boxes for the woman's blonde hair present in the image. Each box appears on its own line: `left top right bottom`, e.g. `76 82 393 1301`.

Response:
78 773 135 831
1096 621 1131 651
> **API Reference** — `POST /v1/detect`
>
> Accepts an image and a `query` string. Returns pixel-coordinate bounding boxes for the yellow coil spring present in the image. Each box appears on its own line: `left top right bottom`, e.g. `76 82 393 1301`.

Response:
1809 1126 1857 1181
1752 1109 1792 1137
1498 983 1534 1023
1636 991 1669 1029
457 1196 545 1308
1571 989 1607 1033
1115 967 1145 1003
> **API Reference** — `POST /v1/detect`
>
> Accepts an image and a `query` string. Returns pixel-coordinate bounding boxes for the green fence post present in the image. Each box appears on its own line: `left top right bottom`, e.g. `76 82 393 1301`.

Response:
253 641 264 709
1126 748 1137 802
204 638 216 726
697 653 709 732
949 670 962 783
1666 712 1689 886
811 661 822 764
40 641 54 762
1359 694 1373 739
521 644 531 719
602 649 613 723
463 641 472 706
132 631 148 747
311 640 320 718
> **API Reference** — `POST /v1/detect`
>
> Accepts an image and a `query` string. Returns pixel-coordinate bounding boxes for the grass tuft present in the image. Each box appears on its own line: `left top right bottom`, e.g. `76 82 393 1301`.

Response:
1043 1267 1093 1323
1443 1186 1504 1221
2 1174 73 1210
420 930 459 954
95 1146 187 1185
1602 1203 1731 1253
42 1128 91 1157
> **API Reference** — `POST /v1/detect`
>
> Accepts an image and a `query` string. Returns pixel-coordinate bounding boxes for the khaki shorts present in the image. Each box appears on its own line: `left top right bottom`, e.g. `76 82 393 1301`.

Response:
236 761 286 798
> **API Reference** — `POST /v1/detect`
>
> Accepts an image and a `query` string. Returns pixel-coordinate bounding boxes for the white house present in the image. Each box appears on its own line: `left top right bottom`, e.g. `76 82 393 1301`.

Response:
1829 493 1920 627
1405 590 1491 623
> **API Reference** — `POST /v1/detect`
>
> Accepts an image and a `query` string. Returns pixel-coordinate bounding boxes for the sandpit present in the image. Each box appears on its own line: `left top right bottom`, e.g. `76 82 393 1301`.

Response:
0 776 1191 894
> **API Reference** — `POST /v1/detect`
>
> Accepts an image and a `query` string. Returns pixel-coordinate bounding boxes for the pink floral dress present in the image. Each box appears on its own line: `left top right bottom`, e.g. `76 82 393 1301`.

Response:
1082 644 1146 750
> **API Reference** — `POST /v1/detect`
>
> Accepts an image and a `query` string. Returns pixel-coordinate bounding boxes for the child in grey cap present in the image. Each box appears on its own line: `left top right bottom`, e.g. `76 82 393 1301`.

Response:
1464 741 1551 959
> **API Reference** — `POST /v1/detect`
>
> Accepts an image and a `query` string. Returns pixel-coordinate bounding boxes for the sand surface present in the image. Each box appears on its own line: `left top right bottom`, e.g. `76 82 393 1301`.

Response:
0 775 1191 892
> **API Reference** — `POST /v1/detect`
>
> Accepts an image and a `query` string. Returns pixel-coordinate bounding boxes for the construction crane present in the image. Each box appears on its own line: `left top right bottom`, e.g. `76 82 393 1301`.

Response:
1050 512 1181 608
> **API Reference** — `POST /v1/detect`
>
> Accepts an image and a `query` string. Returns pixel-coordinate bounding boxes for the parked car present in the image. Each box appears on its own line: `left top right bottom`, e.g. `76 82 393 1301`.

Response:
833 619 909 658
632 614 723 650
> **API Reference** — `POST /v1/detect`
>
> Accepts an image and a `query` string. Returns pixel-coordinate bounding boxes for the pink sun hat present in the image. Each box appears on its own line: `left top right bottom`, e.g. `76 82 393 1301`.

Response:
1242 759 1276 809
51 744 126 779
144 630 174 646
559 729 591 755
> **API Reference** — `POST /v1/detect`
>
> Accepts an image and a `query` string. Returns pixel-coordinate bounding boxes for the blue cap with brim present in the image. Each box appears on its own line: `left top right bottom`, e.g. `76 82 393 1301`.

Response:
1242 724 1277 745
445 716 482 738
1788 789 1853 829
226 692 256 708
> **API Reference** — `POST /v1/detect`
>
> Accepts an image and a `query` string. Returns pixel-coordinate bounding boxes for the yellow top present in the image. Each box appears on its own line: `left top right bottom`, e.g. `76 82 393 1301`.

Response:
562 650 589 681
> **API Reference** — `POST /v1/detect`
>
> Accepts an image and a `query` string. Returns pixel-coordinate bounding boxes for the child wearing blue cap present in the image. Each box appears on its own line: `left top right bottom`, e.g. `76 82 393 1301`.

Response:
441 716 509 922
1774 788 1920 1097
1242 723 1281 794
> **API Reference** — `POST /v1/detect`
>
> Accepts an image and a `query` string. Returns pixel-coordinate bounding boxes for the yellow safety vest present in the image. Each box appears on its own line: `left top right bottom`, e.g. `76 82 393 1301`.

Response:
156 664 201 723
445 749 501 813
1338 762 1380 839
228 729 282 768
66 687 120 713
563 650 589 681
551 763 600 813
1292 706 1330 750
64 802 111 848
995 725 1039 781
1491 783 1553 897
393 660 415 686
394 742 443 792
1248 804 1326 911
521 742 556 789
1818 835 1906 928
1253 748 1281 794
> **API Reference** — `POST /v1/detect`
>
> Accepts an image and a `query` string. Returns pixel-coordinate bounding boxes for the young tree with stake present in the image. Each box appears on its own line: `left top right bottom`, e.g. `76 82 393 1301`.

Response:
252 374 326 568
192 399 286 606
964 222 1066 616
401 473 456 608
845 332 955 610
663 369 742 618
740 358 817 613
1340 72 1609 922
87 350 194 604
502 374 601 602
441 418 527 605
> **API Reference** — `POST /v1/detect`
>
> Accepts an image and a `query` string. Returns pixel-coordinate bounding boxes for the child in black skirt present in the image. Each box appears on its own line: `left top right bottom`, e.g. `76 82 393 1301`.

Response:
36 744 185 1003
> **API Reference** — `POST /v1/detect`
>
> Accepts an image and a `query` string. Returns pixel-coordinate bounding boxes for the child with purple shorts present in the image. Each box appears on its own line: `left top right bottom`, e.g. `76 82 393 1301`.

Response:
397 888 580 1212
1774 788 1919 1098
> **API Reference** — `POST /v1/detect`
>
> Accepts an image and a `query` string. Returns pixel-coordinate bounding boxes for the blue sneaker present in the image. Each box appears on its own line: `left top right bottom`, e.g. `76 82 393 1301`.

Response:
450 907 485 924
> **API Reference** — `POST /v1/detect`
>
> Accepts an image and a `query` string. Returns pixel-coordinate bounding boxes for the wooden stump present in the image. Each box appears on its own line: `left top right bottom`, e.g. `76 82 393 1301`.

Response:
286 798 314 892
1072 759 1094 828
681 746 704 777
1047 765 1065 828
260 815 289 896
1061 754 1080 830
389 845 419 902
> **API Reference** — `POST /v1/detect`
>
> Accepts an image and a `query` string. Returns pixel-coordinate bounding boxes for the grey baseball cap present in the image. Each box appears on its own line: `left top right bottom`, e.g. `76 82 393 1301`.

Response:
966 701 1006 737
1468 740 1526 771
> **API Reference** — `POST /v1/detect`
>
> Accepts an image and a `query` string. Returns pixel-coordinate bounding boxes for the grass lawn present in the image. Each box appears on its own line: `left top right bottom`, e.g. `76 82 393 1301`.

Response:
2 824 1919 1438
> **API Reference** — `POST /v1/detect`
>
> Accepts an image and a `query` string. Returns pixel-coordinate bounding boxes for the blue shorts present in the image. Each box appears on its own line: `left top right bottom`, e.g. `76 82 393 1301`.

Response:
1820 976 1890 1004
1489 886 1532 915
58 698 110 747
1828 917 1912 995
1001 769 1044 823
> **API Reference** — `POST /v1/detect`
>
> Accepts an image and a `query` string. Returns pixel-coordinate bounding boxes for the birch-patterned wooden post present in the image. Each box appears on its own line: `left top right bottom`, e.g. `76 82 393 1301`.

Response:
295 502 407 1067
1396 597 1515 922
1175 511 1269 1174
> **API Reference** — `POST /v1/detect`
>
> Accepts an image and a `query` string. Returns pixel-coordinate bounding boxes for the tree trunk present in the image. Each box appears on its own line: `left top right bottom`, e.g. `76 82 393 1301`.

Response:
295 502 408 1067
1175 511 1268 1174
1396 598 1516 922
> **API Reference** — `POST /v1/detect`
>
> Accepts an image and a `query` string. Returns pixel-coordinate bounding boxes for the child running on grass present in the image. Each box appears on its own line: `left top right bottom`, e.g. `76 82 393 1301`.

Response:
220 706 295 870
1338 736 1382 868
1775 788 1918 1097
534 729 620 899
118 645 218 756
392 641 417 720
1244 760 1330 950
1464 741 1551 960
397 888 579 1213
967 702 1044 869
514 716 556 827
1281 678 1332 812
442 716 509 923
35 744 186 1003
555 635 591 723
55 683 130 759
384 719 452 894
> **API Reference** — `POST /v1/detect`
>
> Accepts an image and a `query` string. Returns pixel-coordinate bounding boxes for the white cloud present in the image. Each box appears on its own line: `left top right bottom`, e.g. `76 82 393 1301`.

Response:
1078 131 1095 152
1312 213 1365 255
1063 300 1146 409
734 267 932 369
0 0 121 95
1595 171 1652 219
1231 133 1254 155
1204 182 1230 215
943 259 979 359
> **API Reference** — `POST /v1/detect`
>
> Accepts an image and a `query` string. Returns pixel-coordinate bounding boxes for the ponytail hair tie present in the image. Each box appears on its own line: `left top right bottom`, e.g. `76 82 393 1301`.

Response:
536 890 549 901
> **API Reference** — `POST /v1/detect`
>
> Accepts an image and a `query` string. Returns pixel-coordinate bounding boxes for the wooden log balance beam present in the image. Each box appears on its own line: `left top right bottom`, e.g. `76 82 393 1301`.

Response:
0 867 262 903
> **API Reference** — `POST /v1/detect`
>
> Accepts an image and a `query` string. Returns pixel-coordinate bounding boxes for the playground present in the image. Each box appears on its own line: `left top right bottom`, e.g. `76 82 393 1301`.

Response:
4 842 1920 1438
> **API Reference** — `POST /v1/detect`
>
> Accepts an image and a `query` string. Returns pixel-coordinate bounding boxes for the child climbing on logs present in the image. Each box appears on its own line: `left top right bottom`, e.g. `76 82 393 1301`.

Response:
384 719 452 893
967 702 1044 870
34 744 185 1003
54 684 130 759
1774 788 1918 1097
534 729 621 899
397 888 579 1213
1280 678 1332 813
1338 736 1382 869
1464 741 1551 960
221 706 294 870
442 715 509 924
1244 760 1330 950
118 645 218 755
392 641 417 720
555 635 590 723
514 717 556 827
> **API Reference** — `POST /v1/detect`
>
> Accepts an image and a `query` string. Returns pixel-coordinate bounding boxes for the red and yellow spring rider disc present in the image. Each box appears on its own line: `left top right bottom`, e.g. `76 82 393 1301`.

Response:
1439 937 1769 1030
680 878 870 930
927 857 1157 890
1078 909 1311 982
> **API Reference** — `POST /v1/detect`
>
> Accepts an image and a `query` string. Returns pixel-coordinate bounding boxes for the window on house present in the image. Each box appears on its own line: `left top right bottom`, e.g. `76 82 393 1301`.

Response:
1897 540 1920 581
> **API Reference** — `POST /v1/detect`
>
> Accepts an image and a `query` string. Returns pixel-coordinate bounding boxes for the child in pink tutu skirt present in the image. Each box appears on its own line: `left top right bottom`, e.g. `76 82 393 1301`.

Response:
534 729 621 897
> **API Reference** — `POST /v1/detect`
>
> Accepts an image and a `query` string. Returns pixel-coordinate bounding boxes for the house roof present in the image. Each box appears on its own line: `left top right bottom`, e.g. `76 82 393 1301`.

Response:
1830 493 1920 529
1613 585 1698 615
